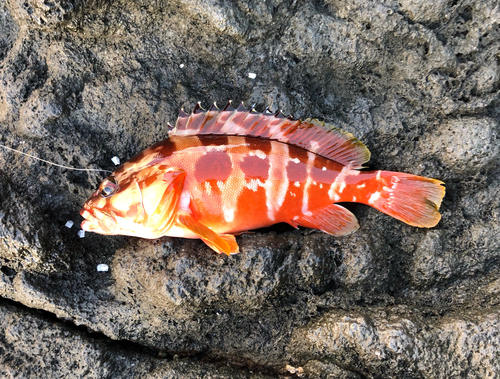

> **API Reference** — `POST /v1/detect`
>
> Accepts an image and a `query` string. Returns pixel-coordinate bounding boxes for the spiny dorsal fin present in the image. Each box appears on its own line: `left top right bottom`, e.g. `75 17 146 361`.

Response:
170 101 371 168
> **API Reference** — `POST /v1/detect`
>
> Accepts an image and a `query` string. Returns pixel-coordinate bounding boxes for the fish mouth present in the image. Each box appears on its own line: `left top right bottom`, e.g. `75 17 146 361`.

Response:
80 205 117 234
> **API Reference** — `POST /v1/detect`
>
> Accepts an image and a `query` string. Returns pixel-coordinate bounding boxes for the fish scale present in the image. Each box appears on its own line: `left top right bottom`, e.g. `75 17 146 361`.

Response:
80 102 445 255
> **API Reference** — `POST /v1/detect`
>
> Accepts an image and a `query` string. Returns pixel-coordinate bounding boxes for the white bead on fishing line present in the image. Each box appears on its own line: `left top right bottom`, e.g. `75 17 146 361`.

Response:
111 156 120 165
65 220 74 228
78 230 85 238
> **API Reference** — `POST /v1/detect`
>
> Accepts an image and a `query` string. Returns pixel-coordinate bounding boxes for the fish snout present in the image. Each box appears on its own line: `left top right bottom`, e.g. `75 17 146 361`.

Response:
80 205 116 234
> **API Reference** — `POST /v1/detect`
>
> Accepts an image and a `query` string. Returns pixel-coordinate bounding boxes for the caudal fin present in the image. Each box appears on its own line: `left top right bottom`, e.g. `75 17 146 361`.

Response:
369 172 445 228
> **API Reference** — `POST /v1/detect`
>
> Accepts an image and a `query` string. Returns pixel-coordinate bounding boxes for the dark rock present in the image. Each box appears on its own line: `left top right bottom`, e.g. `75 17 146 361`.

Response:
0 300 272 378
0 0 499 377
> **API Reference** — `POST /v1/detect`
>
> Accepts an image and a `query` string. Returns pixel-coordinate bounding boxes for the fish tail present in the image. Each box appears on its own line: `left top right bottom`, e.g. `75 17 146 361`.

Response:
366 171 445 227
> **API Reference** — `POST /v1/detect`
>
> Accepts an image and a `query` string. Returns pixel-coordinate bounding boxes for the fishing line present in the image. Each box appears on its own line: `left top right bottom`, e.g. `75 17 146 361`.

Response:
0 143 113 174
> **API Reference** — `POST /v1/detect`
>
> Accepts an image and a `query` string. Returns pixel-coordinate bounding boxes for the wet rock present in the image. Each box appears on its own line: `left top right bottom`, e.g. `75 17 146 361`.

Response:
0 0 499 377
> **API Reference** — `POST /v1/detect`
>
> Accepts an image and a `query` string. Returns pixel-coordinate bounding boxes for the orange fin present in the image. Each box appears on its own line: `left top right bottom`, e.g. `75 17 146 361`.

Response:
294 204 359 236
143 169 186 234
369 172 445 228
170 102 371 169
177 213 239 255
218 234 240 255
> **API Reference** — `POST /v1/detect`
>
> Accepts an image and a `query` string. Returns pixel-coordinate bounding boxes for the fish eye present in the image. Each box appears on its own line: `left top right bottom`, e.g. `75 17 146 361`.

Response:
100 176 118 198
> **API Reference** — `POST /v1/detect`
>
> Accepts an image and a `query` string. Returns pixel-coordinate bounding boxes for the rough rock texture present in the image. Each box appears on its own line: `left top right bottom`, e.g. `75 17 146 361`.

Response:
0 0 499 377
0 300 271 378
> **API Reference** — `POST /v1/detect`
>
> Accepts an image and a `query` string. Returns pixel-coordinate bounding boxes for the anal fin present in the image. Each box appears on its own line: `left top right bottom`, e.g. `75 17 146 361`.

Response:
294 204 359 236
217 234 239 255
177 213 239 255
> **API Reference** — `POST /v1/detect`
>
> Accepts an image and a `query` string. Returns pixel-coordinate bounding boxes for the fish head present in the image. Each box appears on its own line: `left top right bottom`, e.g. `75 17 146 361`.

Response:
80 164 186 238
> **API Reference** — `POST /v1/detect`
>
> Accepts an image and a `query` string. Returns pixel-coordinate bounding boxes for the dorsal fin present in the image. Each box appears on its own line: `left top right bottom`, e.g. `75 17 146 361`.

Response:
170 101 371 168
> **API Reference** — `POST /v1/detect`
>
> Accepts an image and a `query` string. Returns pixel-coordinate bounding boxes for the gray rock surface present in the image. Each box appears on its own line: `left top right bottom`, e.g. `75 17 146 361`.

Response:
0 300 271 378
0 0 499 377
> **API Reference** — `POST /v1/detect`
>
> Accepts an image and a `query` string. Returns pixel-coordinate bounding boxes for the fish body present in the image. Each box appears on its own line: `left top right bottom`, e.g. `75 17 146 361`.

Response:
81 102 445 255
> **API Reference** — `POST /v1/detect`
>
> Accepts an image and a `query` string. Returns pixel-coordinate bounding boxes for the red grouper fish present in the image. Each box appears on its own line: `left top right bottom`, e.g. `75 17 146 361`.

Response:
80 102 445 255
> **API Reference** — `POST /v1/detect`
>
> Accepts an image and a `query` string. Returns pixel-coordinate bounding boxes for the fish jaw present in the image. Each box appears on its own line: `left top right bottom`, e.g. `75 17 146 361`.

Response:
80 205 117 234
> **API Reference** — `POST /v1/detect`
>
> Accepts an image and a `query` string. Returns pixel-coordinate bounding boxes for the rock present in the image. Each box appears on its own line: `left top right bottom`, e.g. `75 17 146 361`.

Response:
6 0 80 28
410 230 453 289
303 360 362 379
18 84 63 138
0 301 271 378
0 0 499 377
424 117 499 175
292 307 500 378
0 0 18 62
398 0 451 24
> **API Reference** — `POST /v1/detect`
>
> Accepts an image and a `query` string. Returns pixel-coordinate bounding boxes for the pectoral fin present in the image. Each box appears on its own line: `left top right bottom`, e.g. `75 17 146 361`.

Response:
143 169 186 234
177 213 239 255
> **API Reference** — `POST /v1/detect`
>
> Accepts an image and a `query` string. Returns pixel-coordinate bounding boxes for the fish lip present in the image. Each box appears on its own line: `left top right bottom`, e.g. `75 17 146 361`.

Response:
80 205 116 234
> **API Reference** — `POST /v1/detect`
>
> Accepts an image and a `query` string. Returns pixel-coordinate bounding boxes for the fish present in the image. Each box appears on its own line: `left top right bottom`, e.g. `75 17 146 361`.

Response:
80 102 445 255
